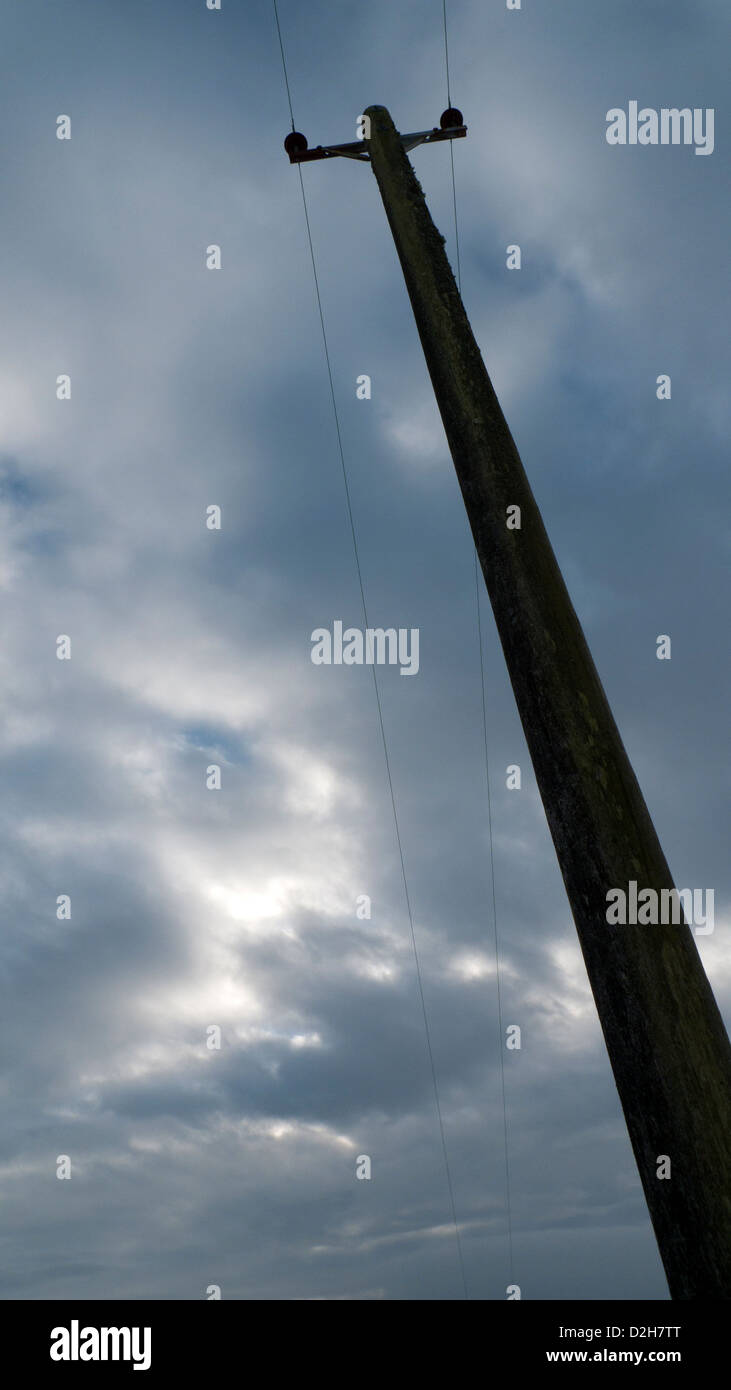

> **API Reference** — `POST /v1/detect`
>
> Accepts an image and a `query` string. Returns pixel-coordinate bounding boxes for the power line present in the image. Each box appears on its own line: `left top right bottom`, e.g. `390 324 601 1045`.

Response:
441 0 515 1289
272 0 295 132
449 142 462 293
272 0 469 1300
475 561 515 1285
441 0 452 109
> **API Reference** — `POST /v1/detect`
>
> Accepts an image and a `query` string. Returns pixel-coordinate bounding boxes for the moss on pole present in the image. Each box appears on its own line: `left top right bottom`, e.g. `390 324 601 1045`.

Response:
365 103 731 1299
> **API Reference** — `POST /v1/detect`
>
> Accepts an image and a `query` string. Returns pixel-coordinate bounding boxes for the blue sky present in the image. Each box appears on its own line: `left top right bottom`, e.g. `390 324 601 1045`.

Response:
0 0 728 1300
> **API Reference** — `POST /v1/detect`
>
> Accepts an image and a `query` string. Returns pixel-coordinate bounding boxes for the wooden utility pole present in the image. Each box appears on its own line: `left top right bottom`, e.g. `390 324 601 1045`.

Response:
360 105 731 1299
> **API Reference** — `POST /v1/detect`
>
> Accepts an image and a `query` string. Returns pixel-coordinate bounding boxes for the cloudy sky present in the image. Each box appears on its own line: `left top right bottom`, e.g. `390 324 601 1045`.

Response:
1 0 728 1301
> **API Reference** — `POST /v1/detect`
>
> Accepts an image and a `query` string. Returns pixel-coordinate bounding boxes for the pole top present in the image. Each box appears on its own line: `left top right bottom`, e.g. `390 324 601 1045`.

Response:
283 107 466 163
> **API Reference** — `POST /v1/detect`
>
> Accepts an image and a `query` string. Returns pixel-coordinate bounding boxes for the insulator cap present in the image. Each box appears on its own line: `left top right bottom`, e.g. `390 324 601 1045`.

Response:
284 131 308 155
440 107 463 130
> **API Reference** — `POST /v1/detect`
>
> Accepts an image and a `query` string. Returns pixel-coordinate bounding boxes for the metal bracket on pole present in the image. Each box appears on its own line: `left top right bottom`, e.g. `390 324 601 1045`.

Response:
284 108 467 164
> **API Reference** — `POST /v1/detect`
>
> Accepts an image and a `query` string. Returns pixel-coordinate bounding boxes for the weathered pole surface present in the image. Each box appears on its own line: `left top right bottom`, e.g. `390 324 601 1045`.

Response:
365 104 731 1299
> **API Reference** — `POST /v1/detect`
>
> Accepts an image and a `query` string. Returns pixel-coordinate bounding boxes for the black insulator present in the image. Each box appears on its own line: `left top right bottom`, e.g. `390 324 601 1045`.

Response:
284 131 308 155
440 107 463 130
